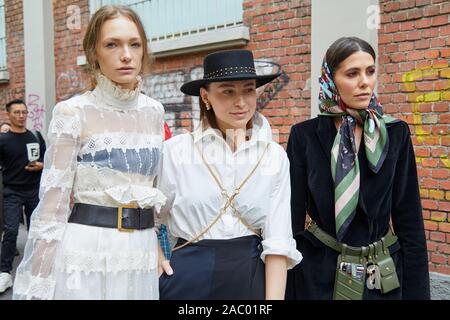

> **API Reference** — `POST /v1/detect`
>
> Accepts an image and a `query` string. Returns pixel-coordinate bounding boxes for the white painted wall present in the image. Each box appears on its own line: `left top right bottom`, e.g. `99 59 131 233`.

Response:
23 0 55 135
311 0 379 118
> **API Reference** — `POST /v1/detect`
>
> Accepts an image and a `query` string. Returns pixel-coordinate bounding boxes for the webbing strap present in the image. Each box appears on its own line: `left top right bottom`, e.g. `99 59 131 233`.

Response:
172 137 269 252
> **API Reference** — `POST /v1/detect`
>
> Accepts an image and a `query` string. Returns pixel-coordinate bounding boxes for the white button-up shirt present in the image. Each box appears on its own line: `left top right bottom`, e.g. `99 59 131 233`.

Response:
158 113 302 268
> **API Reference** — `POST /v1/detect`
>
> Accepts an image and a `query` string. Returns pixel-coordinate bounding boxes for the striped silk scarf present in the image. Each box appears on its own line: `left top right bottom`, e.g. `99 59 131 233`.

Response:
318 61 398 241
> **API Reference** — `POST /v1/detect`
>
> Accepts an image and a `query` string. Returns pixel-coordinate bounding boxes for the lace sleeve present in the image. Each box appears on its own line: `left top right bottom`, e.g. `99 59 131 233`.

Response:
13 102 81 300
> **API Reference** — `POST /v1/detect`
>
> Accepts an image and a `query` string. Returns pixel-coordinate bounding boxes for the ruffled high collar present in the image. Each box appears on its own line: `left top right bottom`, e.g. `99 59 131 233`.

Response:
92 73 143 110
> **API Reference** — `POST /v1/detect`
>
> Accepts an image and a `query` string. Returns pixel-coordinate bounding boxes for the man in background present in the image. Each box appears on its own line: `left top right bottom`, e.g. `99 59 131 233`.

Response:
0 99 46 293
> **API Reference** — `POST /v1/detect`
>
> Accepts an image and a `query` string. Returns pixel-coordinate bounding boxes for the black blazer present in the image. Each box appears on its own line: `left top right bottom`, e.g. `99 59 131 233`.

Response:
286 116 430 300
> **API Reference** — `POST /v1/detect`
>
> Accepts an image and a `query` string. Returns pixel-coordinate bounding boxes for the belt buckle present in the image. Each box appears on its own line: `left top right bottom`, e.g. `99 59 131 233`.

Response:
118 204 137 232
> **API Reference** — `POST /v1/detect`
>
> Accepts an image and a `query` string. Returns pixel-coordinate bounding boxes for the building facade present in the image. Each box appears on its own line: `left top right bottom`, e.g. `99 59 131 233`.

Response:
0 0 449 297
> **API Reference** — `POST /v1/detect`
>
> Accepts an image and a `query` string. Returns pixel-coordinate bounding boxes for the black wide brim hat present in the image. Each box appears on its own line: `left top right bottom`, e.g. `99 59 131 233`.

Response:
180 49 281 96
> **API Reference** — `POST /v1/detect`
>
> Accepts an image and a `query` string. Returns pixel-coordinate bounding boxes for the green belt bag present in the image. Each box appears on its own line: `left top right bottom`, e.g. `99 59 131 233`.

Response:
307 221 400 300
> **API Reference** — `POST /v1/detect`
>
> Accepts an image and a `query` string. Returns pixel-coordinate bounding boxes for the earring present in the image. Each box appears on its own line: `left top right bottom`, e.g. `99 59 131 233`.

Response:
205 101 211 110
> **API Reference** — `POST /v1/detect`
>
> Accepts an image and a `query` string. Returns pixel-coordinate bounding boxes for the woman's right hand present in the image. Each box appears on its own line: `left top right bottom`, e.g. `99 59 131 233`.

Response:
158 258 173 277
158 244 173 277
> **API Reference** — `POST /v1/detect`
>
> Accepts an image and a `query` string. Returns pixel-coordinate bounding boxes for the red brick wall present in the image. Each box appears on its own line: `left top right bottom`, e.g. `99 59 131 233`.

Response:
379 0 450 274
243 0 311 145
0 0 91 122
53 0 90 102
0 0 25 123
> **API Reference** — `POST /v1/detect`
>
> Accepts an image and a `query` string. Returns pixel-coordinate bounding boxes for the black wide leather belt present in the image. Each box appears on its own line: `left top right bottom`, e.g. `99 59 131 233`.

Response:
69 203 155 232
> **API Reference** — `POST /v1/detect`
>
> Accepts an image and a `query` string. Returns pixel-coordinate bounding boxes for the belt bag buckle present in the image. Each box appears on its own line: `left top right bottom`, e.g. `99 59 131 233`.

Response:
118 204 137 232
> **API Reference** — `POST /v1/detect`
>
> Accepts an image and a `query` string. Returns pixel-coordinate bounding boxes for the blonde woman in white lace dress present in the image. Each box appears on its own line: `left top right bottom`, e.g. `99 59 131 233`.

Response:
12 6 167 300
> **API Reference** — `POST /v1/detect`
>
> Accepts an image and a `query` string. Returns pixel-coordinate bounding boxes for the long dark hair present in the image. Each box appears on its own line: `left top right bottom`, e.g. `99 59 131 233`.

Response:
325 37 376 76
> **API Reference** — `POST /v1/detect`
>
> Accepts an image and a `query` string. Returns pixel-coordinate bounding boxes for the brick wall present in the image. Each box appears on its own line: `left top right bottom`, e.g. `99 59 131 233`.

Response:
0 0 91 120
379 0 450 274
243 0 311 145
53 0 90 101
0 0 24 123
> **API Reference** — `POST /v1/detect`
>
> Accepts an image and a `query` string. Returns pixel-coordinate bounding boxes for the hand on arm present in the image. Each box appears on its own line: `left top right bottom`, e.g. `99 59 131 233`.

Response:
24 161 44 172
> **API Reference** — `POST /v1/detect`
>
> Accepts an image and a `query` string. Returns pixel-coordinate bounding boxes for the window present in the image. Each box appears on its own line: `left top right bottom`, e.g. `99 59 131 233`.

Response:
0 0 6 71
89 0 248 57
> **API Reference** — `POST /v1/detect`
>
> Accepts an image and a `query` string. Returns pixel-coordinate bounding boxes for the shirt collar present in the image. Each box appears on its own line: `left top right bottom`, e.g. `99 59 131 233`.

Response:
192 112 273 145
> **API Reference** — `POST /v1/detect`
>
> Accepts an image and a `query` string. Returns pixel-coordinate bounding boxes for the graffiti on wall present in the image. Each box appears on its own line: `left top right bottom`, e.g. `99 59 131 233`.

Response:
142 60 289 133
254 60 290 110
142 70 189 132
57 68 83 100
402 66 450 169
143 71 186 107
27 93 45 131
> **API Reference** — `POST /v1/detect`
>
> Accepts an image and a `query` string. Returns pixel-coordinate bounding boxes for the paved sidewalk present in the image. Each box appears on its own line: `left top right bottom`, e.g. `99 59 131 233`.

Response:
0 223 27 300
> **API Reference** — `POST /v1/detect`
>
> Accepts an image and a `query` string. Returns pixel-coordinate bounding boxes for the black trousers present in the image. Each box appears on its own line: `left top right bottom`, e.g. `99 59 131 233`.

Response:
159 235 265 300
0 186 39 273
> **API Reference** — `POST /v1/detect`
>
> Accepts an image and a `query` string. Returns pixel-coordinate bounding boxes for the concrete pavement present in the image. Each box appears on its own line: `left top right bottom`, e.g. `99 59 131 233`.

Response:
0 223 27 300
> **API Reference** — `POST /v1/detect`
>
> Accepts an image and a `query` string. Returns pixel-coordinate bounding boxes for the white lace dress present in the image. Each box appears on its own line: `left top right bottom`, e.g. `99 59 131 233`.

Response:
12 74 166 300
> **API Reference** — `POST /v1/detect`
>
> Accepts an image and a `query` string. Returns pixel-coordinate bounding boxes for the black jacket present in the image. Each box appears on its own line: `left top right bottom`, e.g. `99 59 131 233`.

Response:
285 116 430 300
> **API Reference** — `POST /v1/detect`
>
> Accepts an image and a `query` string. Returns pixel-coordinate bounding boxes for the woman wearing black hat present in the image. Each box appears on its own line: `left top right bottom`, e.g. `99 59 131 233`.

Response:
157 49 302 300
285 37 429 300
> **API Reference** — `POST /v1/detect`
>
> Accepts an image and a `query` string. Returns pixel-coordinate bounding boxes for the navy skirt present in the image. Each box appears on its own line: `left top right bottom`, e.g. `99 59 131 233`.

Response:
159 235 265 300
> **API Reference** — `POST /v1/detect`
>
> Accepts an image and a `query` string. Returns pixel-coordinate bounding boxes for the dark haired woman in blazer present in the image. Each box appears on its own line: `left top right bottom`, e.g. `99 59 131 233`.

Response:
286 37 429 300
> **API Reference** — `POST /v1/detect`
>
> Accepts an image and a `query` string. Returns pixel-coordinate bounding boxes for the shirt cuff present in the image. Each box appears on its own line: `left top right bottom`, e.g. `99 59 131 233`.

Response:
260 238 303 270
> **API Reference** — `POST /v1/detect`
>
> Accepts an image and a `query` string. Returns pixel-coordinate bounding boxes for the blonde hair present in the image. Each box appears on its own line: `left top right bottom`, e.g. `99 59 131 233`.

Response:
83 5 152 88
